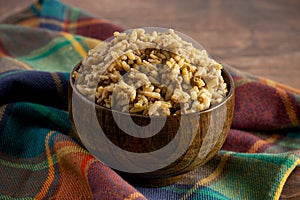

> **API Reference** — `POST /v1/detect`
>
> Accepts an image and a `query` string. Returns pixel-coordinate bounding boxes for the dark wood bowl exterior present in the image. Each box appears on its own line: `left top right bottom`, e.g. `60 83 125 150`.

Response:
68 62 235 187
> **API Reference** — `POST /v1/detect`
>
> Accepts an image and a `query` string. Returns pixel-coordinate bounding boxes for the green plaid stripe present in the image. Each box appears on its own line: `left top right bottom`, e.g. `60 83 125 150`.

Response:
0 0 299 199
1 25 91 72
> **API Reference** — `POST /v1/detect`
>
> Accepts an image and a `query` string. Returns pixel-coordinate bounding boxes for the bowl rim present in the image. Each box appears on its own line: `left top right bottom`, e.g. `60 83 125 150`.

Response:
70 61 235 119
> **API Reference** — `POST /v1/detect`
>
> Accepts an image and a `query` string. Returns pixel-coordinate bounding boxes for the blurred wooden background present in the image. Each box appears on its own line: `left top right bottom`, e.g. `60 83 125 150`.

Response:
1 0 299 89
1 0 299 199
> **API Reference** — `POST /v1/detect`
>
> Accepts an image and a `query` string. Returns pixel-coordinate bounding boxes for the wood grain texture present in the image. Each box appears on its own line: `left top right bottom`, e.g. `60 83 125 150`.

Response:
69 63 235 187
1 0 299 198
60 0 300 90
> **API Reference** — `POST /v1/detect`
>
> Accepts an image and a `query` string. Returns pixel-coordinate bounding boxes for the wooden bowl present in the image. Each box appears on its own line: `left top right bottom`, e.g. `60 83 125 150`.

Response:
68 62 235 187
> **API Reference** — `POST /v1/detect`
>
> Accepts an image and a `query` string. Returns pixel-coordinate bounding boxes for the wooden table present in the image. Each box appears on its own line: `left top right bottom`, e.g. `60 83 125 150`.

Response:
1 0 299 199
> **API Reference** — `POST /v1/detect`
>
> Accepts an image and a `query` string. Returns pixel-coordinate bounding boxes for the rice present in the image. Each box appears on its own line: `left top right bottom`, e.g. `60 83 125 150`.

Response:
73 28 227 116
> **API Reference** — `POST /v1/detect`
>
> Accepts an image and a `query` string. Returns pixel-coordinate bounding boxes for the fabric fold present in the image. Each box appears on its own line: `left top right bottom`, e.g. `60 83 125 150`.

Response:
0 0 299 199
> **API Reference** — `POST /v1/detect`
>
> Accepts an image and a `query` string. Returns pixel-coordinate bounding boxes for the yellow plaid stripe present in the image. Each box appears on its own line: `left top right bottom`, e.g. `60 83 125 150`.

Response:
61 32 87 58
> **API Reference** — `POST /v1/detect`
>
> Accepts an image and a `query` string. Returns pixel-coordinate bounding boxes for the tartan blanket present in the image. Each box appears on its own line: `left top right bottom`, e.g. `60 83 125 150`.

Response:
0 0 299 199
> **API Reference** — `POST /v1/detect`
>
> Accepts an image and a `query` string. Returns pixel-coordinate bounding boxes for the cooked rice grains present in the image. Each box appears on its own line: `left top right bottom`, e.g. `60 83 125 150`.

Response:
74 28 227 116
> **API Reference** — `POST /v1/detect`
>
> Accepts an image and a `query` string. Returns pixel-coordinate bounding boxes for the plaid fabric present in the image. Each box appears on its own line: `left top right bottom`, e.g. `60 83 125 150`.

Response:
0 0 299 199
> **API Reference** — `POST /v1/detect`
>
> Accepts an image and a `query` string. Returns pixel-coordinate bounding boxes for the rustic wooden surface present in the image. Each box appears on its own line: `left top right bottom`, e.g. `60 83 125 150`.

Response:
1 0 299 89
1 0 299 199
